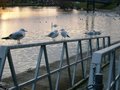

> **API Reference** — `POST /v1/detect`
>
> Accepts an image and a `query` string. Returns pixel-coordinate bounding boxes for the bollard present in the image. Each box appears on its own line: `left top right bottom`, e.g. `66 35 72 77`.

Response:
94 73 103 90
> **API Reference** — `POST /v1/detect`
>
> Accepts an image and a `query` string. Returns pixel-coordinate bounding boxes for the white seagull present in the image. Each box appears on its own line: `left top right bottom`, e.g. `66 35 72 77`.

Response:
60 29 70 39
46 30 59 41
51 23 57 31
2 28 27 44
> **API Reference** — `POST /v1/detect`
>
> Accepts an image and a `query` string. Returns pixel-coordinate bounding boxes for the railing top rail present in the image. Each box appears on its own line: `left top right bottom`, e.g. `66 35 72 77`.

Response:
88 37 114 87
1 36 109 49
92 42 120 64
88 38 120 90
93 42 120 55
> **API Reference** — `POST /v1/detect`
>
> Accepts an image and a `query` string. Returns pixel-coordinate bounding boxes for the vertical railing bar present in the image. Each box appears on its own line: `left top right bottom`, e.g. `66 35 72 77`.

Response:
43 45 53 90
97 38 100 50
108 36 111 46
112 51 116 90
64 42 72 87
55 43 65 90
32 46 44 90
115 77 120 90
86 40 90 56
79 40 85 79
89 39 93 56
107 52 114 90
0 46 8 80
102 38 106 65
107 37 111 64
0 57 6 81
7 49 19 90
72 41 80 85
116 56 120 90
103 37 105 48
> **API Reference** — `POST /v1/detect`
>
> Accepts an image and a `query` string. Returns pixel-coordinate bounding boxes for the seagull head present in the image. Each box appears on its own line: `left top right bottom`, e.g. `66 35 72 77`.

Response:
53 24 57 27
20 28 27 32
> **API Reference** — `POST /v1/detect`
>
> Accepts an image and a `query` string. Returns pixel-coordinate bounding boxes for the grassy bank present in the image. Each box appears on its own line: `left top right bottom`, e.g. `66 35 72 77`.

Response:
58 1 118 10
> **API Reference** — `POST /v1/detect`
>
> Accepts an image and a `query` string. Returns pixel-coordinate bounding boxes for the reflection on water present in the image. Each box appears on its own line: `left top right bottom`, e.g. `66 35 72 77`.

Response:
0 7 58 20
1 7 120 77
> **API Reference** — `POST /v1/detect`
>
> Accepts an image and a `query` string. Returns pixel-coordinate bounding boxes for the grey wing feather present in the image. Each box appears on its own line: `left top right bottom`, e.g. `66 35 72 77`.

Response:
48 32 55 37
67 35 70 37
10 33 24 40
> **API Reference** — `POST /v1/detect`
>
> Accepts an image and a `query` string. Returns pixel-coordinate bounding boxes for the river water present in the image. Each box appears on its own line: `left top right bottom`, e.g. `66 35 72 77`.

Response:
0 6 120 77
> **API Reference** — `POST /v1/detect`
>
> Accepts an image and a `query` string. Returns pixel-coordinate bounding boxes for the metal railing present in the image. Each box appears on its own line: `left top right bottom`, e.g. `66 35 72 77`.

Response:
88 40 120 90
0 36 110 90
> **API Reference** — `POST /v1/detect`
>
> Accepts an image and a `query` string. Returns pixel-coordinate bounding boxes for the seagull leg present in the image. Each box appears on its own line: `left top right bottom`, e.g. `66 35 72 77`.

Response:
61 37 64 40
53 38 56 41
17 40 21 44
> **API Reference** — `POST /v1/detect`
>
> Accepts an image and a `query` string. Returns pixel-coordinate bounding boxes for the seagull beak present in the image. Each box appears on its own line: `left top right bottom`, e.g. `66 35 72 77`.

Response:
25 30 27 32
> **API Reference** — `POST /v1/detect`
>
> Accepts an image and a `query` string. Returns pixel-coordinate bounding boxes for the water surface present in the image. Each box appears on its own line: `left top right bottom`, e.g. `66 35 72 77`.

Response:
0 7 120 77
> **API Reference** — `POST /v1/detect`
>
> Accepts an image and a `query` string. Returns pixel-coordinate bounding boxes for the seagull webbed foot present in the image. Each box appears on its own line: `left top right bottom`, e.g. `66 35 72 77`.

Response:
17 40 21 44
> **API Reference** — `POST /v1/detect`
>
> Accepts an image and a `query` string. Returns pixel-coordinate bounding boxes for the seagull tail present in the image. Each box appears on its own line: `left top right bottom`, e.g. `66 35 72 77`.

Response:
45 35 50 37
2 37 10 39
67 35 70 38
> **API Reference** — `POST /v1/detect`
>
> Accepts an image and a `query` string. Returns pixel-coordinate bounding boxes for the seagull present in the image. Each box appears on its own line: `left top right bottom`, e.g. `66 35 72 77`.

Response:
2 28 27 44
46 30 59 41
60 29 70 39
85 30 101 36
51 23 57 31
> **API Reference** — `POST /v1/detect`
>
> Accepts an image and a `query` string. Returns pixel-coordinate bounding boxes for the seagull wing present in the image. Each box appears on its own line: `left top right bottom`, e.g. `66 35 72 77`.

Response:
61 31 70 38
65 31 70 37
67 34 70 37
61 32 66 37
10 32 24 40
2 36 10 39
48 32 55 37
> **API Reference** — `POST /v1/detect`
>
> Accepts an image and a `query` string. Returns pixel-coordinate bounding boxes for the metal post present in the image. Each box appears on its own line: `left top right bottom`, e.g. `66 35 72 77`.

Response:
112 51 116 90
0 46 8 80
116 56 120 90
7 50 19 90
43 45 53 90
108 36 111 46
107 51 115 90
89 39 92 56
107 36 111 64
103 38 105 48
64 42 72 87
72 41 80 85
32 47 43 90
55 43 65 90
97 38 99 50
79 41 85 79
94 73 103 90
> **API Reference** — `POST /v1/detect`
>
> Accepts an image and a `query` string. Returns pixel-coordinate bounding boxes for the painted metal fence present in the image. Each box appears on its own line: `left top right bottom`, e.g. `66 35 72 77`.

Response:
88 40 120 90
0 36 110 90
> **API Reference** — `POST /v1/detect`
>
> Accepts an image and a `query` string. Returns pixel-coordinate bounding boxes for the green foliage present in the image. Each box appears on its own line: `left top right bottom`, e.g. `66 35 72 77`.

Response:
0 0 119 10
59 2 74 9
99 3 117 9
73 2 81 9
